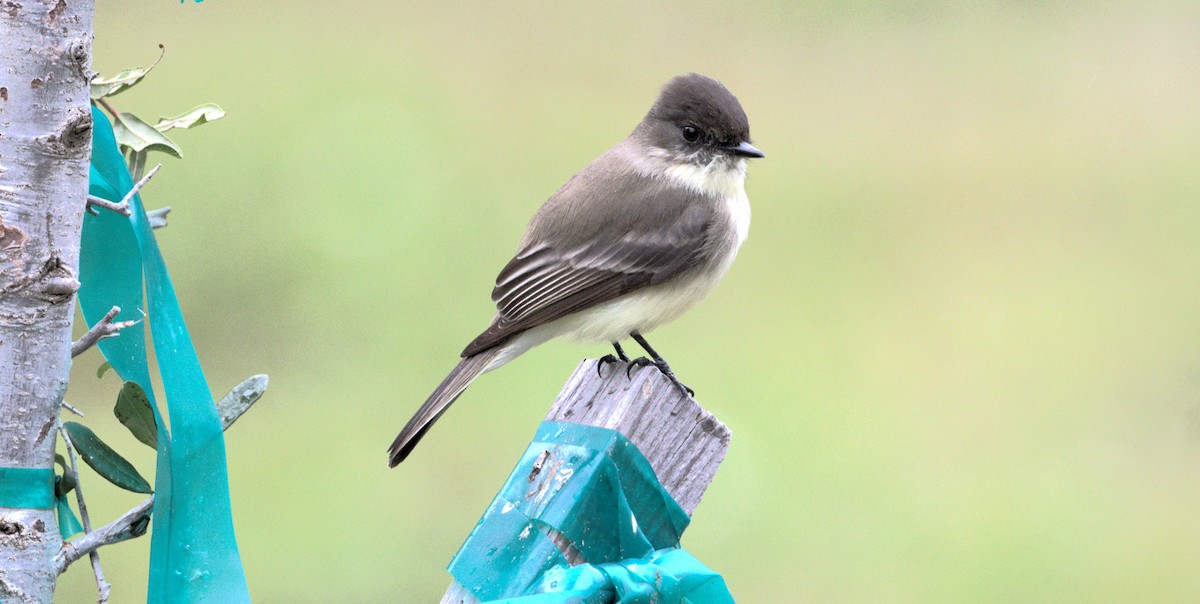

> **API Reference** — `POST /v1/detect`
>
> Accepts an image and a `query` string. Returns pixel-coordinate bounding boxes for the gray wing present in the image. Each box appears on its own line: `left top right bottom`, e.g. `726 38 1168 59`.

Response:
462 170 713 356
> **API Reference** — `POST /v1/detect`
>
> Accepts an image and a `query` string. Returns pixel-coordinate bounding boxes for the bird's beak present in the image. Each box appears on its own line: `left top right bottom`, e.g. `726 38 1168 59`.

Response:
727 141 765 158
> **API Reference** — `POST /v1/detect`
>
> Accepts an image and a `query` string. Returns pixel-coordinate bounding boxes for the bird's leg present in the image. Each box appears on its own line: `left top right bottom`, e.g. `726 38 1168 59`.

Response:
629 333 695 397
597 342 632 376
613 342 631 362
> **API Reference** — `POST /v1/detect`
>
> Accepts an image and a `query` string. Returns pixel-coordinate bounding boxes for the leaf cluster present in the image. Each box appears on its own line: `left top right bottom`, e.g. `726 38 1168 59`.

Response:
90 46 225 159
61 377 268 495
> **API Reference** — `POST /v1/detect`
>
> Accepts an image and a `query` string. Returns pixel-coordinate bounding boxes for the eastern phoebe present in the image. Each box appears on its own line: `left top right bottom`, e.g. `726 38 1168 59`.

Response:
389 73 762 466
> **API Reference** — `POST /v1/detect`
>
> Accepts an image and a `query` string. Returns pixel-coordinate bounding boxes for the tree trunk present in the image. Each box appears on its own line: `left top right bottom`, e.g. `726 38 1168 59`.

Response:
0 1 95 602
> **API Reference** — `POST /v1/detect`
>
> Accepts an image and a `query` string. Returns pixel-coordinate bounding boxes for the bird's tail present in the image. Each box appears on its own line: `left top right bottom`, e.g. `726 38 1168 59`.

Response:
388 347 501 466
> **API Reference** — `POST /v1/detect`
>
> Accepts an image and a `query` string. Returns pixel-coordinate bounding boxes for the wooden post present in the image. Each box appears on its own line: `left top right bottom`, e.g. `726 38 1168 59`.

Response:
440 359 732 604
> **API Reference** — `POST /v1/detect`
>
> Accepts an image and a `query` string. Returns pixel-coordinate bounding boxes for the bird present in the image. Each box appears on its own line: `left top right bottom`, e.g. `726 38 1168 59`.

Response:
389 73 762 466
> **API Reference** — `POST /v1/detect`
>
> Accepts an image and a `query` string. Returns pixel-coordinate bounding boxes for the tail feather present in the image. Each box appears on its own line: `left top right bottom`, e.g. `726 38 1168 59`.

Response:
388 348 500 466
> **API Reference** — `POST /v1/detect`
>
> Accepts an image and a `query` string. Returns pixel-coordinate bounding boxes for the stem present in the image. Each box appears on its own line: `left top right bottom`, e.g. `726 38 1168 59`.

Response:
130 152 149 183
71 306 138 358
97 97 119 120
84 195 131 217
55 497 152 576
58 422 110 603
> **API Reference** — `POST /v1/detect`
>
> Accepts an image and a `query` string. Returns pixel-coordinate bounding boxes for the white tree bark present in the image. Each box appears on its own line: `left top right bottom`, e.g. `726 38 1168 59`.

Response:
0 1 95 602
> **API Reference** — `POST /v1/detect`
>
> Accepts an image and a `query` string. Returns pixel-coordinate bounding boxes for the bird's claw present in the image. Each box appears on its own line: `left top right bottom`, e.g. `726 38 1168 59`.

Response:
624 356 694 397
597 354 621 376
625 356 655 379
659 368 695 397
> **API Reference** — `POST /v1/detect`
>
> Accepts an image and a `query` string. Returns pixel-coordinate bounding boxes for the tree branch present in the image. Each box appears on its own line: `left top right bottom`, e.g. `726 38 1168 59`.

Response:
57 421 111 602
71 306 138 358
96 97 119 121
55 496 152 576
84 195 130 217
55 375 264 575
84 163 161 217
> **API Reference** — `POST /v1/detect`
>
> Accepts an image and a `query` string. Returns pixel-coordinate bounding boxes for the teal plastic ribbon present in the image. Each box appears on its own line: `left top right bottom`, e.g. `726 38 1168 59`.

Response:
492 548 733 604
0 468 83 538
55 476 85 539
449 422 732 604
0 467 54 509
81 105 250 602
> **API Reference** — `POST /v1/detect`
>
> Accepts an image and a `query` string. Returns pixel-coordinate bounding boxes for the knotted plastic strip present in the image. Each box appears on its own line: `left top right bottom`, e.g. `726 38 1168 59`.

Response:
449 421 733 603
491 547 733 604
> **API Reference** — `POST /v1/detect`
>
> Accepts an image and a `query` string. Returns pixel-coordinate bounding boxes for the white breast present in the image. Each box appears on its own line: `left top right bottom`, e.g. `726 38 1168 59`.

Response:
664 159 751 246
487 154 753 370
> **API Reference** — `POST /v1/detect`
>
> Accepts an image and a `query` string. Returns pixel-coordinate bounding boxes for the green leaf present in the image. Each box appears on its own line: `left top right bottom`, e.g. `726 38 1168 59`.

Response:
114 381 158 449
217 374 268 430
155 104 226 133
62 422 153 494
97 361 112 379
89 45 165 100
112 112 182 158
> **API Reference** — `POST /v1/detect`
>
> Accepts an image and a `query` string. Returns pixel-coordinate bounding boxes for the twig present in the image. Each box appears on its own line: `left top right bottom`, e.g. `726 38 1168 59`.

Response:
71 306 139 358
96 97 119 120
58 420 112 603
84 195 130 217
61 401 85 417
124 163 161 204
84 163 162 217
55 373 261 575
56 495 153 576
130 152 149 183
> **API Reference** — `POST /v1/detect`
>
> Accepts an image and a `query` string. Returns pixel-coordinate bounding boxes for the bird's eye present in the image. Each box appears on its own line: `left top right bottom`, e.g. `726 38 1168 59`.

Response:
681 125 700 142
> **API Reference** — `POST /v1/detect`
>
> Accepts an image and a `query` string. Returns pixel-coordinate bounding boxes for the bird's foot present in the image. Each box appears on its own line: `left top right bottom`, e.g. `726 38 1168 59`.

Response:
625 356 694 397
597 354 621 376
660 368 695 398
625 356 656 379
597 342 633 376
627 332 695 396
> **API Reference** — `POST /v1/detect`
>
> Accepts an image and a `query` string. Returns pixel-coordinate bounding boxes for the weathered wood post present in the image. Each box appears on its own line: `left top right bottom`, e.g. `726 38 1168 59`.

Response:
441 359 732 603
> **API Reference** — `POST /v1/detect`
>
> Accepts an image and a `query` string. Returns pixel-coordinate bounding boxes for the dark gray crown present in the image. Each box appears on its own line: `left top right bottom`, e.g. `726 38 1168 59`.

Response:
645 73 751 145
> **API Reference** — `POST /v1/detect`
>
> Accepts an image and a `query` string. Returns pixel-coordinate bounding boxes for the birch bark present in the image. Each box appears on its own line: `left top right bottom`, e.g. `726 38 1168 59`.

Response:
0 1 95 601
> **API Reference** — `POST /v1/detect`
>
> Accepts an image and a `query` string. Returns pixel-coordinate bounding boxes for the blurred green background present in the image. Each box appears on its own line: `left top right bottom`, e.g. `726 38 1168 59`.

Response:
56 1 1200 602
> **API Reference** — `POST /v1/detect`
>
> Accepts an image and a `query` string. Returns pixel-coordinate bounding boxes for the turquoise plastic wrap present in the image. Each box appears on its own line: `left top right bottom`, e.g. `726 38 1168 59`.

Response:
55 475 85 539
0 458 81 539
80 105 250 603
449 422 733 603
493 548 734 603
0 467 54 508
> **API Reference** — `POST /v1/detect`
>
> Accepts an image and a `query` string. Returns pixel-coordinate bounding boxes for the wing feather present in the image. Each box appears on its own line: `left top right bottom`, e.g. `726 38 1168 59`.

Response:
461 163 715 357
